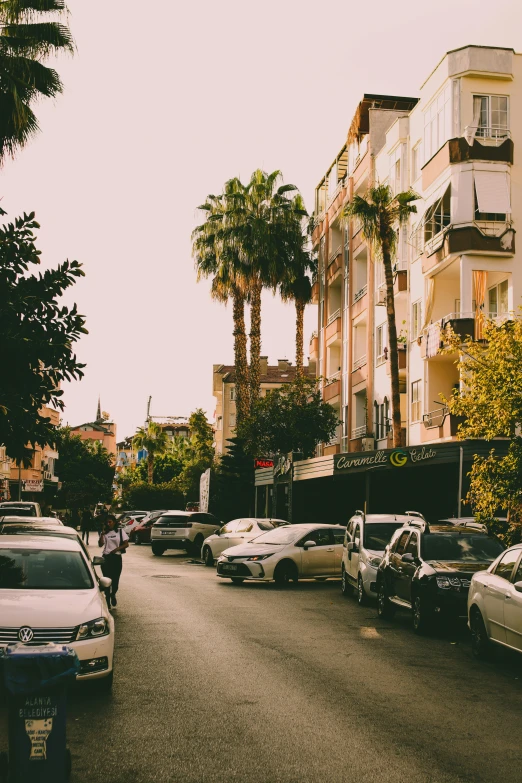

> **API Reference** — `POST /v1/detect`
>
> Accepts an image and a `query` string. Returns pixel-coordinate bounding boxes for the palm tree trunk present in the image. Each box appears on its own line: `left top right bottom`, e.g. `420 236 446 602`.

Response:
382 237 402 447
295 299 305 378
147 452 154 484
233 288 250 425
249 280 262 404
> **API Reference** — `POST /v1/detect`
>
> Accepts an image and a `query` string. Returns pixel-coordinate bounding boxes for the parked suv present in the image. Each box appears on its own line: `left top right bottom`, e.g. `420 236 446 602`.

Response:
342 511 419 604
151 511 221 557
0 501 41 517
376 521 505 632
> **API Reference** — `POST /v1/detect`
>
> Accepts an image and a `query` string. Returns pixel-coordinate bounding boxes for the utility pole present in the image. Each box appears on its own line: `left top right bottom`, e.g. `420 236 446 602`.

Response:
18 463 22 501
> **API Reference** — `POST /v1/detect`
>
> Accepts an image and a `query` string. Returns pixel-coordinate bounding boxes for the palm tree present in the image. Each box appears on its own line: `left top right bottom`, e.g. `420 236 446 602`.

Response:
343 184 418 447
192 186 251 424
132 422 169 484
0 0 75 163
279 229 316 378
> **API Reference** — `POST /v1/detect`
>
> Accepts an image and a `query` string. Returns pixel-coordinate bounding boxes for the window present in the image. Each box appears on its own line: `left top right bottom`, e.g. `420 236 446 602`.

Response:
354 525 362 548
405 533 419 556
494 549 520 581
299 528 332 548
221 521 240 534
488 280 509 318
364 522 404 550
423 85 451 162
412 300 422 340
376 323 387 365
395 532 410 556
513 554 522 584
0 549 93 590
473 95 509 139
237 520 254 533
424 186 451 245
411 380 422 423
411 143 421 183
332 529 345 544
422 534 503 562
229 413 236 429
230 386 236 401
474 171 510 221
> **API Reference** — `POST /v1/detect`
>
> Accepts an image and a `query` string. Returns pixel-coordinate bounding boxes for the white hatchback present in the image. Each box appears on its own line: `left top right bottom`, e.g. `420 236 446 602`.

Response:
0 535 115 688
216 523 345 586
468 543 522 658
201 518 288 567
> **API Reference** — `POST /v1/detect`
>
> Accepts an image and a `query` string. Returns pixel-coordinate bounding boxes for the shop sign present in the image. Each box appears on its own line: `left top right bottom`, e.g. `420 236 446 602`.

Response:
199 468 210 513
254 458 274 469
273 455 292 478
23 479 44 492
335 446 438 473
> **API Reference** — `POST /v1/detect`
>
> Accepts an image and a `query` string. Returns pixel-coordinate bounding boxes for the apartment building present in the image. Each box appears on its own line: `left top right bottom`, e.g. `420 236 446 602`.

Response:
7 406 60 502
70 399 117 458
254 45 517 523
0 446 11 501
213 358 309 456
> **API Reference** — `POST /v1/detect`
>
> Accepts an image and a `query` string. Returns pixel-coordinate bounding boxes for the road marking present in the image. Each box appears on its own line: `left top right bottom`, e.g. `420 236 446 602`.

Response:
360 627 382 639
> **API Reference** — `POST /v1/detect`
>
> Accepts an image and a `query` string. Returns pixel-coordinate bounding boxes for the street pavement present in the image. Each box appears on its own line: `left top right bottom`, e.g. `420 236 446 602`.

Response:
3 543 522 782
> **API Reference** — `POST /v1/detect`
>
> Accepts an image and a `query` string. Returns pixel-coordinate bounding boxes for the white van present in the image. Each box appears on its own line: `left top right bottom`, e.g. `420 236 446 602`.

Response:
342 511 424 604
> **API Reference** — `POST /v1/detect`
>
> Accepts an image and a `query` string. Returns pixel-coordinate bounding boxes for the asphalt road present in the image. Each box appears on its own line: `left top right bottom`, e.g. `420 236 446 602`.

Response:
3 543 522 782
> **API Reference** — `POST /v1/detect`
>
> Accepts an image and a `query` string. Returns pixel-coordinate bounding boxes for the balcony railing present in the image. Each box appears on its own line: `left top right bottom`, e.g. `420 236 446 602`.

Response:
328 244 342 264
327 308 341 326
353 355 367 371
326 370 341 384
464 126 511 146
423 406 449 429
352 425 367 439
353 285 367 303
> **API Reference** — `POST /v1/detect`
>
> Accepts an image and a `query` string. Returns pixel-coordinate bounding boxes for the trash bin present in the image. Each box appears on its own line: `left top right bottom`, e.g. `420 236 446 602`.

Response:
0 643 79 783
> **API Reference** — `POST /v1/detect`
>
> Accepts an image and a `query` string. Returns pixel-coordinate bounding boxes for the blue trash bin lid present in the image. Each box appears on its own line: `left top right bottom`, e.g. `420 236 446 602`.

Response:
3 643 72 659
0 643 80 694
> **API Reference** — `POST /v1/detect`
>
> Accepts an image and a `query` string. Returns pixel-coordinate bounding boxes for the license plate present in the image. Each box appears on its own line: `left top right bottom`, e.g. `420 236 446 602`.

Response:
161 531 173 536
221 563 237 572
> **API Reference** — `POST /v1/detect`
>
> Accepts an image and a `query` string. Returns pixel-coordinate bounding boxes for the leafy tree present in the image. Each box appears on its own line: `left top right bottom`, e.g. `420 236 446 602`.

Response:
443 316 522 541
55 428 114 510
0 209 86 463
343 185 418 446
0 0 75 163
238 377 339 459
133 452 183 484
188 408 214 465
213 436 253 520
122 481 184 512
132 421 169 484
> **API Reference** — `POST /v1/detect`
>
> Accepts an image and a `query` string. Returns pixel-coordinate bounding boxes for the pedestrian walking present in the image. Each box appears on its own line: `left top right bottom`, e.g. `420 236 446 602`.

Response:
81 508 92 544
98 515 129 607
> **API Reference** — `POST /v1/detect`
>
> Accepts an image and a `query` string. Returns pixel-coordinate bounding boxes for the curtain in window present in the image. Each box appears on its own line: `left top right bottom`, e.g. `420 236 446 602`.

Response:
464 99 482 145
422 277 435 330
473 270 488 339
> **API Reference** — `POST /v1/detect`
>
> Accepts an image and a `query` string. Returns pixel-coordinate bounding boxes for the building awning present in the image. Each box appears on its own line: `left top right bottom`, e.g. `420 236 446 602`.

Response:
474 170 511 214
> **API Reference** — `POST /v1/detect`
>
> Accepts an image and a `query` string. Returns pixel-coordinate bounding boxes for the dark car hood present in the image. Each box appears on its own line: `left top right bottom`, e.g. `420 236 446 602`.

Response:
426 561 491 575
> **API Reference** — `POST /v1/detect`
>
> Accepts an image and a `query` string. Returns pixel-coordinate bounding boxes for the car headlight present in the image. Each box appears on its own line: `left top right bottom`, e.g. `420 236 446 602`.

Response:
436 576 451 590
247 554 274 561
76 617 109 640
367 555 382 568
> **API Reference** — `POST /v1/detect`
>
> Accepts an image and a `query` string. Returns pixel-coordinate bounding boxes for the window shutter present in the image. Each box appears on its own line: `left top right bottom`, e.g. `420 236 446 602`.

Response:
474 170 511 214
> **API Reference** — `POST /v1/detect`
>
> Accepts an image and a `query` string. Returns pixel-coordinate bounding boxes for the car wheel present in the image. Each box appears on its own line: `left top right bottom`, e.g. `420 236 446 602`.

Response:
203 546 214 567
412 594 432 634
357 575 368 606
134 534 141 545
377 582 395 619
341 566 352 597
151 544 164 556
470 608 493 660
231 578 244 585
274 560 298 587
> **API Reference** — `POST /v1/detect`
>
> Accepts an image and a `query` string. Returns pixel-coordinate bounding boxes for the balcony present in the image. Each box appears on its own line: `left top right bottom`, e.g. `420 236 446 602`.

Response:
324 377 341 403
325 311 341 345
353 355 367 371
422 134 513 190
328 244 342 265
423 224 515 272
421 313 478 359
309 332 318 361
386 344 407 375
421 406 464 442
311 280 319 304
353 285 367 304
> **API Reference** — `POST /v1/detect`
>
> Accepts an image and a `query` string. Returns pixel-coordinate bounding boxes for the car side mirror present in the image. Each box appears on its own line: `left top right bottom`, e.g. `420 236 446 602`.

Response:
92 556 105 566
303 540 317 550
99 576 112 590
401 553 415 564
346 542 354 552
514 581 522 594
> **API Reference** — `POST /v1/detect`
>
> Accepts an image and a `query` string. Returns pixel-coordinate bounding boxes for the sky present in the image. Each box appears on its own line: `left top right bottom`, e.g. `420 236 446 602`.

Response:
2 0 521 440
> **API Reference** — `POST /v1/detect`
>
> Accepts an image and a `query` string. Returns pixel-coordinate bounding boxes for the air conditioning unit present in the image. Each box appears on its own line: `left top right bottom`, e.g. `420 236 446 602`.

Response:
361 438 375 452
376 286 386 305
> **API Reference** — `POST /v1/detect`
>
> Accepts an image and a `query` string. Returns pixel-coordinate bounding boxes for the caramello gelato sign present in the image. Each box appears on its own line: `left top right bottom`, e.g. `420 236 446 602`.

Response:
335 446 437 473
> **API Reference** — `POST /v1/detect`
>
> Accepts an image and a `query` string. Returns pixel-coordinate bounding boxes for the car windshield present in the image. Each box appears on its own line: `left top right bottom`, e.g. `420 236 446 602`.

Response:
257 522 276 531
422 535 505 562
0 527 74 538
251 527 300 545
364 523 405 551
0 508 35 517
0 549 93 589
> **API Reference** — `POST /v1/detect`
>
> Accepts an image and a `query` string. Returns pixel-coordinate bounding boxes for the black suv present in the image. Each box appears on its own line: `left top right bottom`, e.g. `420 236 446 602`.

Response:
376 521 505 632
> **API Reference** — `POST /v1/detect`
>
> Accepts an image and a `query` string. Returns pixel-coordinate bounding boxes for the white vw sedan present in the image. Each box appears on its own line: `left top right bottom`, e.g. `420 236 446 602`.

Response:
468 543 522 659
0 535 115 688
216 523 345 586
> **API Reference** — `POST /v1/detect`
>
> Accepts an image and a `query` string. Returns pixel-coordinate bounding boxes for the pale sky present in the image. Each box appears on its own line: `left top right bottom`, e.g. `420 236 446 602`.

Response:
2 0 521 440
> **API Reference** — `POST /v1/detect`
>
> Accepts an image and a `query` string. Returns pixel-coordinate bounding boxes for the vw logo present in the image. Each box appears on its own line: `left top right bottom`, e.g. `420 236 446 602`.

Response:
18 627 34 643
